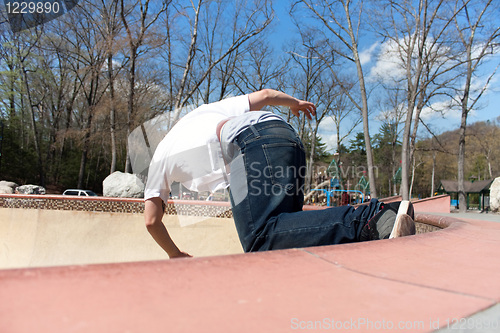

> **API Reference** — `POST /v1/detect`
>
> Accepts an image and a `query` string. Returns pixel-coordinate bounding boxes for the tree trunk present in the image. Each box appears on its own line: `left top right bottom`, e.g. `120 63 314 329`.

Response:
174 0 202 114
457 118 467 212
78 106 94 189
9 65 16 118
108 52 117 174
487 156 492 179
409 90 425 178
458 42 473 213
124 50 137 174
431 150 436 197
344 2 377 198
392 139 397 196
21 65 45 186
306 124 319 193
400 100 413 201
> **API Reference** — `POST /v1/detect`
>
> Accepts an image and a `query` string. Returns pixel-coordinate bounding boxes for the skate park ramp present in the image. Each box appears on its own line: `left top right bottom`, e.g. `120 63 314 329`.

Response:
2 194 500 332
0 195 243 269
0 194 458 269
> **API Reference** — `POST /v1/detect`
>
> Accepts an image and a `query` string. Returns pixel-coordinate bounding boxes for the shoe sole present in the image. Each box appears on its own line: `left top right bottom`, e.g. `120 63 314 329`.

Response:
389 201 416 238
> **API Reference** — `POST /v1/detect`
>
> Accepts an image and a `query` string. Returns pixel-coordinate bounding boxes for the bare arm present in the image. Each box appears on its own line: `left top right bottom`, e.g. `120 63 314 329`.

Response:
144 197 191 258
248 89 316 120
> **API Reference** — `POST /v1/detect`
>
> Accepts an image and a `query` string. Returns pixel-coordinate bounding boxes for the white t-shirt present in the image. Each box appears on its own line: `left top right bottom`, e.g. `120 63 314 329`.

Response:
144 95 249 203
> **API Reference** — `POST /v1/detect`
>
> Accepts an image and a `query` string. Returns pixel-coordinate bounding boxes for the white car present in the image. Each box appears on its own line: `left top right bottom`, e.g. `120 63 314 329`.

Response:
62 189 98 197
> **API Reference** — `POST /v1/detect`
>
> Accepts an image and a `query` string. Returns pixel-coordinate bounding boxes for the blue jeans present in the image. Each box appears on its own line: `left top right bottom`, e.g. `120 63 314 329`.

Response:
227 120 379 252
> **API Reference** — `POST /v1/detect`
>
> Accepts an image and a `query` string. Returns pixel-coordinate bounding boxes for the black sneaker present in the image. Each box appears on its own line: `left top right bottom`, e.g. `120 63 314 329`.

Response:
360 200 415 241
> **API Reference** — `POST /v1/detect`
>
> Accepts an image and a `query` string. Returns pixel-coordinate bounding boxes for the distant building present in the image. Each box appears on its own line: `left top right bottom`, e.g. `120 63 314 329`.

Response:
437 179 493 211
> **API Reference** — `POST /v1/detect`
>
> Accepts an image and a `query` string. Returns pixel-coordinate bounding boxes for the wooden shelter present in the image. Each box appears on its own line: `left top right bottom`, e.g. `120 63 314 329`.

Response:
437 179 493 210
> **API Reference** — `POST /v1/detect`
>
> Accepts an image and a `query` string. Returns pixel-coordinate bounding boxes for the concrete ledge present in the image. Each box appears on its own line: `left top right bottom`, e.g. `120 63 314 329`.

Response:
412 195 451 214
1 213 499 332
415 213 460 229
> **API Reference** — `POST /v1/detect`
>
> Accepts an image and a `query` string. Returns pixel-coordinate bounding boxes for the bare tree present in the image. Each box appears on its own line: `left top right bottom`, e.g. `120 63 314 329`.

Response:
329 82 362 166
233 41 288 94
170 0 273 122
286 44 328 139
99 0 123 174
284 33 360 193
373 86 407 196
40 15 86 185
120 0 167 173
371 0 472 200
60 0 109 189
12 29 47 185
450 0 500 212
468 122 498 180
293 0 378 198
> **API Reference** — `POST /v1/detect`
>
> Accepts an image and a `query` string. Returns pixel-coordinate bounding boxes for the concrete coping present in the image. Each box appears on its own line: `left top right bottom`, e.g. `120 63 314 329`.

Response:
415 213 462 229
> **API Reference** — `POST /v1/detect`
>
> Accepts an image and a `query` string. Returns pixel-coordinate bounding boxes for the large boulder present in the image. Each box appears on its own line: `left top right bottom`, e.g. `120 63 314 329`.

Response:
490 177 500 212
103 171 144 198
0 180 19 194
15 184 46 195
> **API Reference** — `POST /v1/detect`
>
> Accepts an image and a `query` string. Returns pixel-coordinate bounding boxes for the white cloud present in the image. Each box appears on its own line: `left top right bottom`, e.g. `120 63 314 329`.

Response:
316 116 361 153
368 39 406 82
470 41 500 63
367 36 451 84
359 42 379 65
318 116 336 130
317 117 338 152
319 133 338 153
418 101 460 122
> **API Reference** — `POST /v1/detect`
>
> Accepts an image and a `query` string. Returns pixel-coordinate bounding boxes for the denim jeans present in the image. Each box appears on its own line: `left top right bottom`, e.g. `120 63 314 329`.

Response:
227 120 379 252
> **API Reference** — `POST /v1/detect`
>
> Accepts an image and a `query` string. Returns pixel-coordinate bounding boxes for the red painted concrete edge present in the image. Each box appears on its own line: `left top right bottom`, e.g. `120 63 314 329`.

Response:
414 194 449 203
0 193 451 213
412 195 451 214
1 213 499 333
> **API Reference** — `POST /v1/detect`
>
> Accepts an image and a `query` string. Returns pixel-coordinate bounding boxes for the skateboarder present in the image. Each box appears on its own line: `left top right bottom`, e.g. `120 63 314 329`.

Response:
144 89 415 258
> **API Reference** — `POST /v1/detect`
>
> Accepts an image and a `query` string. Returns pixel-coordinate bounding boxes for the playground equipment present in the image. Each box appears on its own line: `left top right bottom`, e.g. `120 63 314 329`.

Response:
311 189 365 207
393 167 402 185
309 156 371 206
326 157 342 187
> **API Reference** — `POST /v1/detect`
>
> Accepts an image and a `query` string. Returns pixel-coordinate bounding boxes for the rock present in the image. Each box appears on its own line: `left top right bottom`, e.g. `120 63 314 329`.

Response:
15 184 46 195
0 187 12 194
0 181 19 194
103 171 144 198
490 177 500 212
0 180 18 188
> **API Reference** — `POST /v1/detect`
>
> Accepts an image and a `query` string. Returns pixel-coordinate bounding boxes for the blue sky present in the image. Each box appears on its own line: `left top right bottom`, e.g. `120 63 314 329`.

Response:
270 2 500 152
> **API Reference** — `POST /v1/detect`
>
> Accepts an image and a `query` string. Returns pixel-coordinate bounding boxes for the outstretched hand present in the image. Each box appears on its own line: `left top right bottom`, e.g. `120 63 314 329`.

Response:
291 100 316 120
248 90 317 119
